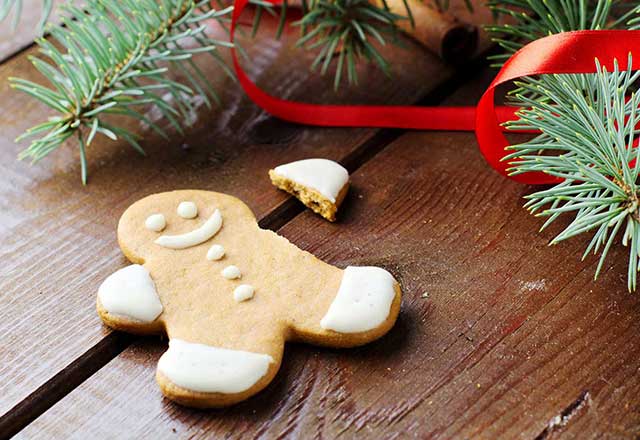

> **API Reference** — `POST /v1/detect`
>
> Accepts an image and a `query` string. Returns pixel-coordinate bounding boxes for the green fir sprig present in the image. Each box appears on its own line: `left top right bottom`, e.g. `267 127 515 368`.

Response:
11 0 233 184
294 0 404 89
504 58 640 290
6 0 419 181
487 0 638 65
488 0 640 290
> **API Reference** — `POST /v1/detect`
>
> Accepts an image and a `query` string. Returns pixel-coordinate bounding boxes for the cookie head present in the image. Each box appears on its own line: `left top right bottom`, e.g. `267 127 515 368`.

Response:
116 190 255 265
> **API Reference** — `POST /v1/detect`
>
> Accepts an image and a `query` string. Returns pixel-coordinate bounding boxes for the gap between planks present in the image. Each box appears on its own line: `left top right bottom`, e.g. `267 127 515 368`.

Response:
0 50 495 440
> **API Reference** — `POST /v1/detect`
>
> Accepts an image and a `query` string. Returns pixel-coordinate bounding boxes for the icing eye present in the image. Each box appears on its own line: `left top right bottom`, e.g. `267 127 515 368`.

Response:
177 201 198 219
145 213 166 232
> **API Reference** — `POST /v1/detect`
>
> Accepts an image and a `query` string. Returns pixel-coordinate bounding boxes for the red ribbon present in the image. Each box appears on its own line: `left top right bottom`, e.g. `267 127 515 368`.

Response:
230 0 640 184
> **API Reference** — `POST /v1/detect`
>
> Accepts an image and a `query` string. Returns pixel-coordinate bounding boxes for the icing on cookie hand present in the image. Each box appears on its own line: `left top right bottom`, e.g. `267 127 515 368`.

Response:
320 266 396 333
98 264 163 322
155 209 222 249
158 339 273 393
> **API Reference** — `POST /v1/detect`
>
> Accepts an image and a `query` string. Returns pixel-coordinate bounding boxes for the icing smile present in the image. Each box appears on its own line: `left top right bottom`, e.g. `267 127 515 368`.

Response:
155 209 223 249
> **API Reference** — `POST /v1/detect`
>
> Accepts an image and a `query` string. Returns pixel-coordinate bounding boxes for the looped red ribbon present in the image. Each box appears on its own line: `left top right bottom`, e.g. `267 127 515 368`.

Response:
229 0 640 184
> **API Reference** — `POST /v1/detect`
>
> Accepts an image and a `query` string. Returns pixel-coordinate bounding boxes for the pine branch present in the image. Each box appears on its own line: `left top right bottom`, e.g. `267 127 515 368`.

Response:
504 57 640 291
6 0 469 92
294 0 404 89
486 0 639 66
485 0 640 290
11 0 233 184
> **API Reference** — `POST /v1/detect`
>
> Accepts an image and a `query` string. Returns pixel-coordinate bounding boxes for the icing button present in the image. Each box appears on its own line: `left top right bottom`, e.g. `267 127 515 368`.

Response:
234 285 255 302
207 244 225 261
222 265 241 280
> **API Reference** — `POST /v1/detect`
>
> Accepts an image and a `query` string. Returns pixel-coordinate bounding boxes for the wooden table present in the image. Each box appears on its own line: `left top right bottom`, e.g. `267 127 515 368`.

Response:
1 3 639 439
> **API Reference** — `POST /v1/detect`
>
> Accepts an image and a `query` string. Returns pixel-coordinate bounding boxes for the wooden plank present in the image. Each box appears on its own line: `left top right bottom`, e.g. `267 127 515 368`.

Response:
0 3 494 434
0 0 65 62
21 68 640 439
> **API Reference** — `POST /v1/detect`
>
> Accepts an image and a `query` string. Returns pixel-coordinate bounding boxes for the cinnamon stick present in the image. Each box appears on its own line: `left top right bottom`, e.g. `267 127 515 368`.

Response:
283 0 478 63
377 0 478 63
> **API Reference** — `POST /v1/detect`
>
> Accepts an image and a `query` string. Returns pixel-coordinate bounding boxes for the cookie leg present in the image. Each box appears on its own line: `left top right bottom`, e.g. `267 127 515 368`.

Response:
289 266 402 348
96 264 164 335
155 336 284 408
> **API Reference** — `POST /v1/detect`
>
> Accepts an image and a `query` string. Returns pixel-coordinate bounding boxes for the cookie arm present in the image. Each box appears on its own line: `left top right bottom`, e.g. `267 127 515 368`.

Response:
96 264 164 335
288 266 402 348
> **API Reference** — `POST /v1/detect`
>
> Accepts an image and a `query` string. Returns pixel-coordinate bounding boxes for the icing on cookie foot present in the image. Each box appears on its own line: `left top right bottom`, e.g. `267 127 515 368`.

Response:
320 266 396 333
98 264 163 322
269 158 349 222
155 209 222 249
158 339 274 393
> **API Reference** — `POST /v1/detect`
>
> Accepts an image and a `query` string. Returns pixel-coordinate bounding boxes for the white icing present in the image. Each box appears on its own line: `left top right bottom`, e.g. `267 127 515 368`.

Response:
320 266 396 333
157 339 274 393
177 201 198 219
98 264 163 322
273 158 349 203
155 209 222 249
145 214 166 232
234 284 254 302
206 244 225 261
222 265 241 280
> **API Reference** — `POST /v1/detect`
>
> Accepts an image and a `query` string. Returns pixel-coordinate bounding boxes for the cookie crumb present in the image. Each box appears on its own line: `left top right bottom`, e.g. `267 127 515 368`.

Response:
269 158 349 222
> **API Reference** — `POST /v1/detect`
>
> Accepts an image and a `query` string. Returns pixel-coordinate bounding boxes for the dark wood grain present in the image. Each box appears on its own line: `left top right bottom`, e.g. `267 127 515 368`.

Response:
0 3 497 435
19 64 640 439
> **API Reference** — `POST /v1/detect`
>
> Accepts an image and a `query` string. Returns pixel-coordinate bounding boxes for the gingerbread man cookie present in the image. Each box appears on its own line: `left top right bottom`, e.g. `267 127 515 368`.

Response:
97 190 402 408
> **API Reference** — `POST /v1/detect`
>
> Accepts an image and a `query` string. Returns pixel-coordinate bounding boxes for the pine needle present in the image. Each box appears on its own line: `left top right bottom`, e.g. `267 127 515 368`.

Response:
294 0 403 89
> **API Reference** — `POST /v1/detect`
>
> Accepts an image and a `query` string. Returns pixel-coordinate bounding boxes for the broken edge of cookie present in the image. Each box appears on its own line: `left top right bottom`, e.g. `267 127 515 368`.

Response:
269 158 349 222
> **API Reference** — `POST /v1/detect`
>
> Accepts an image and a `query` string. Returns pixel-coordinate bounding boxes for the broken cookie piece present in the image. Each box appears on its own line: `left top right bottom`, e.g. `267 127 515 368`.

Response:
269 158 349 222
